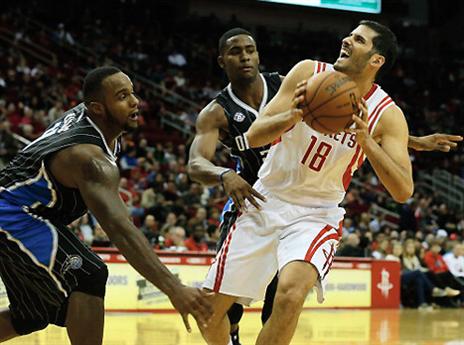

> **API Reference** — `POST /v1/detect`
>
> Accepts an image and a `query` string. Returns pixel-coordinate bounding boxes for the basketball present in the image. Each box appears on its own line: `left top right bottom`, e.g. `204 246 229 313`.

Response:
302 71 361 134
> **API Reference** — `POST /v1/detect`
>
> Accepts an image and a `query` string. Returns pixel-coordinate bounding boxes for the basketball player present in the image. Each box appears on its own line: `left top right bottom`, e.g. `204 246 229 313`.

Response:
188 28 280 345
189 27 462 345
196 20 419 345
0 67 212 345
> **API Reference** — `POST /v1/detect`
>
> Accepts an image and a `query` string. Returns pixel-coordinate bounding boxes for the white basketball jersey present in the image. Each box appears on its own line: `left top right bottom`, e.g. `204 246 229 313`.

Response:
257 61 395 208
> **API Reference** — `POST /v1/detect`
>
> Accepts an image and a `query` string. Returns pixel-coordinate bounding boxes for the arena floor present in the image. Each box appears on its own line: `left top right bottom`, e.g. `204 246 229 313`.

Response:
4 308 464 344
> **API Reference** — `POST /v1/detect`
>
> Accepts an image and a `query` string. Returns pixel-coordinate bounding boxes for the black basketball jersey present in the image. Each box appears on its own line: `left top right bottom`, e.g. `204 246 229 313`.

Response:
0 103 120 225
215 72 281 185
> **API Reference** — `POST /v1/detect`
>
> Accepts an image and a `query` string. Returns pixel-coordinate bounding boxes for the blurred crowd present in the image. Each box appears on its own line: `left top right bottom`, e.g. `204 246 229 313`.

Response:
1 0 464 309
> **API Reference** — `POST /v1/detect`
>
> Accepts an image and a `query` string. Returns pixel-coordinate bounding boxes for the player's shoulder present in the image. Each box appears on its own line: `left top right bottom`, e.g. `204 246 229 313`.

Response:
195 100 227 129
262 71 280 78
284 59 317 83
56 144 111 167
197 100 225 119
381 103 405 124
49 143 118 188
375 102 407 137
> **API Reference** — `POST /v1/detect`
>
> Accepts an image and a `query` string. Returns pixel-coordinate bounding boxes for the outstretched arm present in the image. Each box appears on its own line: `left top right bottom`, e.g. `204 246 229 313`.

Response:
50 145 212 331
408 133 463 152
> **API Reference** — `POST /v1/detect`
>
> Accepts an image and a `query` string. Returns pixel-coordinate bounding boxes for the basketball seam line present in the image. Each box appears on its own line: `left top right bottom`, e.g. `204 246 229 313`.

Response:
305 72 334 111
311 117 334 133
309 85 359 114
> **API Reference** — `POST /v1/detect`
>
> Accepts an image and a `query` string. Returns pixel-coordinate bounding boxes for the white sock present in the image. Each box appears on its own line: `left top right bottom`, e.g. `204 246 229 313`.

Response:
228 337 233 345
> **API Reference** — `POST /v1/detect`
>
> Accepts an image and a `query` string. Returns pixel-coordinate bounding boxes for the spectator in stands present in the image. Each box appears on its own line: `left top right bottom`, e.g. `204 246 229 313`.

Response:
184 223 209 252
182 182 203 207
341 217 355 236
47 101 64 123
55 23 75 45
436 229 449 253
0 119 19 168
424 239 464 304
119 177 134 206
161 211 178 235
140 184 162 210
424 240 451 274
167 50 187 67
119 148 138 171
443 243 464 284
386 242 402 262
164 226 187 251
401 239 459 308
423 233 435 250
372 239 390 259
140 214 163 247
337 233 364 257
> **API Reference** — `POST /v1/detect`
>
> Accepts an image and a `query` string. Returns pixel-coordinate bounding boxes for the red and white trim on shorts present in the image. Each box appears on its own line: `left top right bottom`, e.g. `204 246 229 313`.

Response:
304 225 339 263
213 223 237 292
304 225 340 279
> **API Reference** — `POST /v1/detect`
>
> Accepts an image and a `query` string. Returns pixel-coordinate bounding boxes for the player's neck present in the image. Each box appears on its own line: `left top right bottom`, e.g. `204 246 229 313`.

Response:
352 75 376 99
88 115 119 151
230 74 263 111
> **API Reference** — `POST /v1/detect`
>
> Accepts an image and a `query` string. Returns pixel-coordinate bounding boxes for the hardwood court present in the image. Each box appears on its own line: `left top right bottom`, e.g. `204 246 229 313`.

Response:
4 309 464 344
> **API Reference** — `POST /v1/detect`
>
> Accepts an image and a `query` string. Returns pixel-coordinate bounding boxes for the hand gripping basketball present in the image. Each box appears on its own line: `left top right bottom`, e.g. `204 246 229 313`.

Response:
345 98 370 145
301 71 360 134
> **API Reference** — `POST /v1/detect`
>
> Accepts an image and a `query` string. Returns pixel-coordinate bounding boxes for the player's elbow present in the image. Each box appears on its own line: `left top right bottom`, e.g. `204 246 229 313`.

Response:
244 130 260 148
392 184 414 204
186 160 198 180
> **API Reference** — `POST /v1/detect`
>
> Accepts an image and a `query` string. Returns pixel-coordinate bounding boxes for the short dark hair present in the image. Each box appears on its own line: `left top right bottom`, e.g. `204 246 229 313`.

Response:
359 20 398 79
83 66 121 104
218 28 254 54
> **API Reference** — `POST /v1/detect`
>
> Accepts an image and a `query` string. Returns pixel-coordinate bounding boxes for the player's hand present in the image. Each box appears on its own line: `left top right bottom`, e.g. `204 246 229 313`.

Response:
222 170 266 211
290 79 306 122
411 133 463 152
346 99 370 146
169 286 214 333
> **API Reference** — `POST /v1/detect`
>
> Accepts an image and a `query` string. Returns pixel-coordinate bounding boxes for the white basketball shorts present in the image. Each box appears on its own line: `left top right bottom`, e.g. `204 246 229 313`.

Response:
203 182 344 305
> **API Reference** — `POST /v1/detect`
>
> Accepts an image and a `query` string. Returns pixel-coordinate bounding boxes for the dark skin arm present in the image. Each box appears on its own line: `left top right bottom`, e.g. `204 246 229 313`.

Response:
48 144 213 331
187 101 265 211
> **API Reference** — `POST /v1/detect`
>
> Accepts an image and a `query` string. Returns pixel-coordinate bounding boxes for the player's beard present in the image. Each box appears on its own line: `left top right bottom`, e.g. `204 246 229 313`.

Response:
335 52 373 77
123 120 138 133
104 105 138 133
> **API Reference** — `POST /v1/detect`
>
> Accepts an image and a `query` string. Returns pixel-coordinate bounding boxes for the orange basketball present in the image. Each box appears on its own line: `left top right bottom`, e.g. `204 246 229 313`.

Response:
302 71 360 134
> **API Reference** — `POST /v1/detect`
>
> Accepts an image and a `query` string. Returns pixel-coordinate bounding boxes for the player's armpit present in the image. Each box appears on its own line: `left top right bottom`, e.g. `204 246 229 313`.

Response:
245 60 314 148
187 101 231 186
368 105 413 203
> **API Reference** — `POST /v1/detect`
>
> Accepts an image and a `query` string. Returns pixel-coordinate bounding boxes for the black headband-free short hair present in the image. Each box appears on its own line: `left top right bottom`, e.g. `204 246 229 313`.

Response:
83 66 122 104
218 28 254 54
